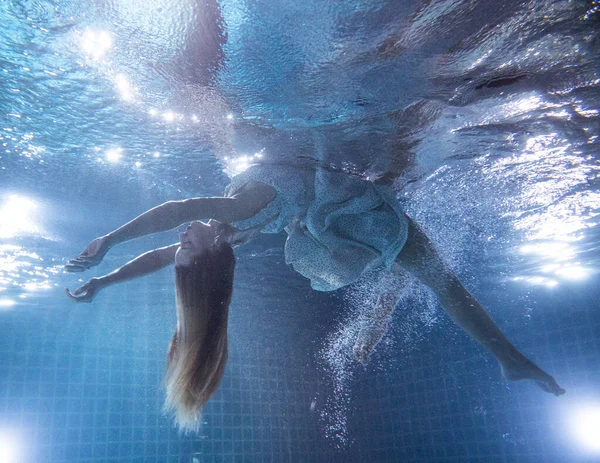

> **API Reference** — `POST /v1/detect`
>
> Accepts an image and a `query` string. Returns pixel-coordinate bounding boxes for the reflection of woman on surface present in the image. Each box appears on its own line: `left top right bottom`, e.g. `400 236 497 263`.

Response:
65 164 565 432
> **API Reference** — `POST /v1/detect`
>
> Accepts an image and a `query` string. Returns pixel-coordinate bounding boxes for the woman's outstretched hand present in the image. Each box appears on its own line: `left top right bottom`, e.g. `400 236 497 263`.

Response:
65 278 103 303
65 236 110 272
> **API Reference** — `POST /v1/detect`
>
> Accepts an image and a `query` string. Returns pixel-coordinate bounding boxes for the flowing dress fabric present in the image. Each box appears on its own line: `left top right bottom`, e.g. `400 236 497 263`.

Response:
225 165 409 291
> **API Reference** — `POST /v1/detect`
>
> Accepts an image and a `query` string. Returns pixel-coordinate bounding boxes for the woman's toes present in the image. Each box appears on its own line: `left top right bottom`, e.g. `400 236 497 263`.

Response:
353 343 369 365
541 377 566 396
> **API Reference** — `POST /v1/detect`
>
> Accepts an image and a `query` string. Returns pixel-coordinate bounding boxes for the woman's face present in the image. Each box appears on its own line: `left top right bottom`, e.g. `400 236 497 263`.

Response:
175 220 220 267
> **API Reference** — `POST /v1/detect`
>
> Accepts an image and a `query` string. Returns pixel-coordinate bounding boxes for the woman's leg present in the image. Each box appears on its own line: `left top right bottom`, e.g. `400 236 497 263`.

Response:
395 217 565 395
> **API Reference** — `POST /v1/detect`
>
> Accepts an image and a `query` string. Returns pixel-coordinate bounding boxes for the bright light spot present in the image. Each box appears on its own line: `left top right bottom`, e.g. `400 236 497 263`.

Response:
512 275 558 288
114 74 137 102
24 281 51 291
519 241 574 261
569 405 600 453
162 111 175 122
541 263 560 273
0 195 40 239
135 161 141 168
0 299 16 311
0 432 21 463
525 276 549 286
516 95 542 113
224 155 250 175
79 29 113 60
105 147 123 163
524 133 559 152
232 156 250 173
148 109 159 117
223 150 264 176
575 106 599 118
226 114 234 120
0 244 23 253
554 265 589 280
546 110 571 120
192 114 199 122
0 299 16 310
467 49 493 71
153 152 160 158
512 191 599 243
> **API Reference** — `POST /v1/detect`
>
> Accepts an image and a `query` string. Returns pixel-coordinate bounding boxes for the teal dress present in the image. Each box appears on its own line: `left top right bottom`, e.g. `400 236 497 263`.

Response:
224 164 409 291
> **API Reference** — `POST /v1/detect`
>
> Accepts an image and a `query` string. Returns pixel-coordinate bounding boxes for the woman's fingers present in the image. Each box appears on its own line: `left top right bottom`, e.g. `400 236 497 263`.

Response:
73 284 89 296
72 255 96 264
65 286 84 297
65 287 92 303
68 258 92 266
64 256 99 272
65 287 82 301
64 263 91 273
65 238 109 273
64 262 88 272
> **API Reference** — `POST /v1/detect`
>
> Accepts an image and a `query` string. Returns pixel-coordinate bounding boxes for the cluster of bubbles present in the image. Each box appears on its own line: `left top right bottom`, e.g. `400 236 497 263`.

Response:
316 268 440 445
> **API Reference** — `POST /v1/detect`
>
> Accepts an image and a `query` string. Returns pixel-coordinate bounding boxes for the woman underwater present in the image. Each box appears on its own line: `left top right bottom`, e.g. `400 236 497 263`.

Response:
65 163 565 433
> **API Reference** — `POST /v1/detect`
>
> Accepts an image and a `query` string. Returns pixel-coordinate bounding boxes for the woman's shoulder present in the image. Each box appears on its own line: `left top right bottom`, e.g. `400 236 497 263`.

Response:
226 163 315 197
231 179 277 210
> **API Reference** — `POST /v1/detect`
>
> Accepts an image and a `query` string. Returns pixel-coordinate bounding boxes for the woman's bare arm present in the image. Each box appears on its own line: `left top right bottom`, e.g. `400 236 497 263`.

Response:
65 181 276 272
105 182 275 248
65 243 179 302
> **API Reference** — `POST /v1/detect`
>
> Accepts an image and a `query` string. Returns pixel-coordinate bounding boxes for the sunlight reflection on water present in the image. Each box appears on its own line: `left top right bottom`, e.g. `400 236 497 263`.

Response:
78 29 113 61
0 195 40 239
479 116 600 288
0 195 60 301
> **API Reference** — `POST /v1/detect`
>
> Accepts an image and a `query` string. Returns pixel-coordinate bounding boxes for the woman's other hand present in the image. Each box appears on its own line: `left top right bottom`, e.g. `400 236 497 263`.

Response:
65 236 110 272
65 278 103 303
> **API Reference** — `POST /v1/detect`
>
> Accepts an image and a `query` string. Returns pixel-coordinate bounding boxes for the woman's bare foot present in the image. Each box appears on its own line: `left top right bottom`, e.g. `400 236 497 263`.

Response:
501 358 566 396
353 340 372 366
353 320 389 365
353 292 398 365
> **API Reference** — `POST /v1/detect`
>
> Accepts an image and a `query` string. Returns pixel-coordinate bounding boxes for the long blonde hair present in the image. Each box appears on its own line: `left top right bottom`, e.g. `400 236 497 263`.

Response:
163 239 235 433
